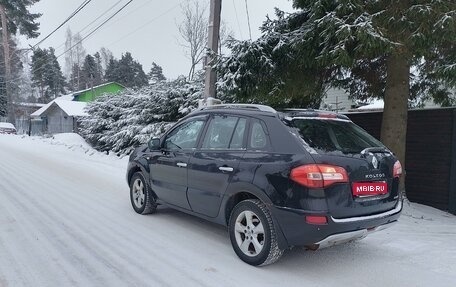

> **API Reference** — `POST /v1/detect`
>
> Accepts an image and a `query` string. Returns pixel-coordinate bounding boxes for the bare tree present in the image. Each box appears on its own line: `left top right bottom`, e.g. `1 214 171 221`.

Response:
177 0 208 81
64 27 75 78
99 47 113 73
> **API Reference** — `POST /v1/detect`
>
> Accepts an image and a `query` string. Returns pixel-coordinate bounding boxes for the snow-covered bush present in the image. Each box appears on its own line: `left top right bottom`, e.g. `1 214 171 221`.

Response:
80 76 202 155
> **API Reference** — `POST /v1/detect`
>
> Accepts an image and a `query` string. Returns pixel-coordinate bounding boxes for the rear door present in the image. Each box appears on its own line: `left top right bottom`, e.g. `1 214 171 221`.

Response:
289 118 400 218
187 114 248 217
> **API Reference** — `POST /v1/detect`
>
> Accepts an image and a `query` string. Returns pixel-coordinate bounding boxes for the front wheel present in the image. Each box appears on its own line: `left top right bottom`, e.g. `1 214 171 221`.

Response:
130 172 157 215
229 199 284 266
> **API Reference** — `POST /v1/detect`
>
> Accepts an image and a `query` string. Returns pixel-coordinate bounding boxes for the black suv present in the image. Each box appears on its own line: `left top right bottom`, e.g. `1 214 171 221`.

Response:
127 104 402 266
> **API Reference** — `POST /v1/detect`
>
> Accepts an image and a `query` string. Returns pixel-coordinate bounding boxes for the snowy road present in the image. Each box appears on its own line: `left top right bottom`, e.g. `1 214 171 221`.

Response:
1 135 456 287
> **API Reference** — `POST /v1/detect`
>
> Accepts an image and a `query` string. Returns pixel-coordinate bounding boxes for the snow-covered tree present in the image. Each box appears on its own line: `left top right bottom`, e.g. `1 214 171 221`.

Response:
104 52 148 88
31 47 66 103
99 47 113 73
148 62 166 84
217 23 324 108
0 37 26 116
80 76 203 154
0 0 41 120
81 54 103 89
64 27 75 78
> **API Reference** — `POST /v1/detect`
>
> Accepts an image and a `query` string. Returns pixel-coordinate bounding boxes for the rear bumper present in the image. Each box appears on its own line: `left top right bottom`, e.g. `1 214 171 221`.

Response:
272 200 402 248
315 221 396 249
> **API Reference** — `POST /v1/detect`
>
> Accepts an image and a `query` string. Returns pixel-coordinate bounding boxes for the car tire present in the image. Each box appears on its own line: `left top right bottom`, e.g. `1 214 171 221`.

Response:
229 199 284 266
130 172 157 215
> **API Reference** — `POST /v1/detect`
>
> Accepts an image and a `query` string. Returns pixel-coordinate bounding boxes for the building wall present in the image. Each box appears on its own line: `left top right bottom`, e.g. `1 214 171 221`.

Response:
44 104 74 134
75 83 124 102
320 88 356 112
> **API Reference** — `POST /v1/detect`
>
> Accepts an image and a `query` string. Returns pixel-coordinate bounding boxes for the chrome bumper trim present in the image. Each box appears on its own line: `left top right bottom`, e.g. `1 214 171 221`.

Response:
330 200 402 223
315 221 397 249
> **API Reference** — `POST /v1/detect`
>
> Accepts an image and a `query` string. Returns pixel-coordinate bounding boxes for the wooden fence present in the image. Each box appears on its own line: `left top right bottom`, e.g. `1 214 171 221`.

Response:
347 108 456 214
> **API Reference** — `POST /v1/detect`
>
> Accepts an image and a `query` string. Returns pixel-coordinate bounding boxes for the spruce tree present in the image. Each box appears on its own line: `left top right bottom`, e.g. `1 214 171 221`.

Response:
80 76 203 154
31 47 66 103
104 58 119 84
81 54 103 89
148 62 166 84
105 52 148 88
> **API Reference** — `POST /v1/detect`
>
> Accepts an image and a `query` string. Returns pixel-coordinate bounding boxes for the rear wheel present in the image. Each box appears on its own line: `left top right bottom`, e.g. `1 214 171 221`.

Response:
229 199 283 266
130 172 156 215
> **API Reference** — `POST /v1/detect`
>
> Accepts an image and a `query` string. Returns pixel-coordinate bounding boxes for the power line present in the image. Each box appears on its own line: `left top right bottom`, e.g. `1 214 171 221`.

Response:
106 3 179 48
104 0 157 28
9 0 176 86
31 0 93 50
244 0 252 40
50 0 126 54
57 0 134 59
78 0 124 35
6 0 135 84
232 0 244 40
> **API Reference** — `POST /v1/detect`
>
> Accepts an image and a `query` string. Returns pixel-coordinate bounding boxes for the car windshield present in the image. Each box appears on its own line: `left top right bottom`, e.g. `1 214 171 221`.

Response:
287 118 385 154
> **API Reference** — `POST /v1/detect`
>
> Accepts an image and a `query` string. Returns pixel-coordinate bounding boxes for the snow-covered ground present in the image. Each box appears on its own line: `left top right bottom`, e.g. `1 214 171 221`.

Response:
0 134 455 287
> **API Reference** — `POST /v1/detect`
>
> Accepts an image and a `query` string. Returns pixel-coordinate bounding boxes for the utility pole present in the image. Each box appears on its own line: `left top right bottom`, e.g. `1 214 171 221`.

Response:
0 4 13 123
203 0 222 101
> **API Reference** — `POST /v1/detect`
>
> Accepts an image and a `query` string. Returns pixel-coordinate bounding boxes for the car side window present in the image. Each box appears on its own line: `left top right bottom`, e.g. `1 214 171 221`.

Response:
202 116 247 150
229 118 247 149
164 120 205 150
249 120 268 150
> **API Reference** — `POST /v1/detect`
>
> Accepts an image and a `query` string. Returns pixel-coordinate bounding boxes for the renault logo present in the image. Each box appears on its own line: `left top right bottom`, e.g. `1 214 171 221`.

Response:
371 155 379 169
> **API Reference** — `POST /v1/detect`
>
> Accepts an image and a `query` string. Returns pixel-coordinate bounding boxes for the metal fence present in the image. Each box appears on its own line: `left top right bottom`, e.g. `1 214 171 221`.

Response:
346 108 456 215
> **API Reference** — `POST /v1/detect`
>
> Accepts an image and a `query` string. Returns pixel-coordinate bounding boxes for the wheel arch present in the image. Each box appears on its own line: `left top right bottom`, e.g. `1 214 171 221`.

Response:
127 159 150 184
221 183 289 250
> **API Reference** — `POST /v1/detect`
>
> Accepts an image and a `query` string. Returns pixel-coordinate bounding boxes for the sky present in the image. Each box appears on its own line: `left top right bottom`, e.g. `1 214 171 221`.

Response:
19 0 294 79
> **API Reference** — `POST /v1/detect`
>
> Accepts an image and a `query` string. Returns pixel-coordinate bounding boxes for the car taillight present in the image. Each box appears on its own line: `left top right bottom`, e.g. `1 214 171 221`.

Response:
290 164 349 188
305 215 328 225
393 160 402 178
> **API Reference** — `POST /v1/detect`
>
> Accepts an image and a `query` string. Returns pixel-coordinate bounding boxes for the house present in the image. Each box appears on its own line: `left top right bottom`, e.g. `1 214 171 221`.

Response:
71 82 125 102
12 102 46 134
31 98 88 134
29 82 125 135
320 88 357 112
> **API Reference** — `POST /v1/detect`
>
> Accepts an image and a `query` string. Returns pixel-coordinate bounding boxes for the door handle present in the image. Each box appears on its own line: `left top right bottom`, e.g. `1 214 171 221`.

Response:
177 162 187 168
219 166 234 172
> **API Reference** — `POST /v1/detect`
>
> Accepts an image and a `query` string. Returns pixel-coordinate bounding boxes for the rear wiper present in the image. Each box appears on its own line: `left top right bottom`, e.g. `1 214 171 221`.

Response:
360 147 392 155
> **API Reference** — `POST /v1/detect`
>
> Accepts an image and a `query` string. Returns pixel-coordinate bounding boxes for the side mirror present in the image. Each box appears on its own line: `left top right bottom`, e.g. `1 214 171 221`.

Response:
148 138 161 151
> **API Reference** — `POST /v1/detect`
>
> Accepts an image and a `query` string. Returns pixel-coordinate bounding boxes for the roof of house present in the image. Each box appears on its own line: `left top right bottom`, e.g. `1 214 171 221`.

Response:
14 102 46 108
31 99 88 117
71 81 125 97
356 99 384 111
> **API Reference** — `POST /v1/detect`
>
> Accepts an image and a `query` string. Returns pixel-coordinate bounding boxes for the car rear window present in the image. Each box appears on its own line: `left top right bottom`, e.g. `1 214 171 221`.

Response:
287 118 384 154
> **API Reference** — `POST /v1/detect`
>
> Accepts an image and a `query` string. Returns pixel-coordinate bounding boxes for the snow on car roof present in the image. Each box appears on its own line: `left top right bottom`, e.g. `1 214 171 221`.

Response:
0 122 16 129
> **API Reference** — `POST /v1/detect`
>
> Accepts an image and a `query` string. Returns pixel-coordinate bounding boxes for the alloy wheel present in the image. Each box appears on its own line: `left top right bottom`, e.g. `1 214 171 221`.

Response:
132 178 145 209
234 210 265 257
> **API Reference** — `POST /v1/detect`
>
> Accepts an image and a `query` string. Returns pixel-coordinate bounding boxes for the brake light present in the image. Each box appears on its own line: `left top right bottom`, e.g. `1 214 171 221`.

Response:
393 160 402 178
306 215 328 225
290 164 349 188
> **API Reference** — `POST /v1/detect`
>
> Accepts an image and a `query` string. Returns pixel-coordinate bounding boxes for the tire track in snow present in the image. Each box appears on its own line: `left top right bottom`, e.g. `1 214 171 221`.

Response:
0 140 218 286
3 151 216 286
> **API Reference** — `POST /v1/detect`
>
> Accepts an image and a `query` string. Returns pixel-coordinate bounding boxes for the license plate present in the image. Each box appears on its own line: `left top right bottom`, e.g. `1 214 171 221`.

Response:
352 182 388 196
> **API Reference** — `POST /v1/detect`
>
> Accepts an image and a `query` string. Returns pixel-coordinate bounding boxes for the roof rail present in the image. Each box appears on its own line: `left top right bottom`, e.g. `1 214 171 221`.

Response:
202 103 277 113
